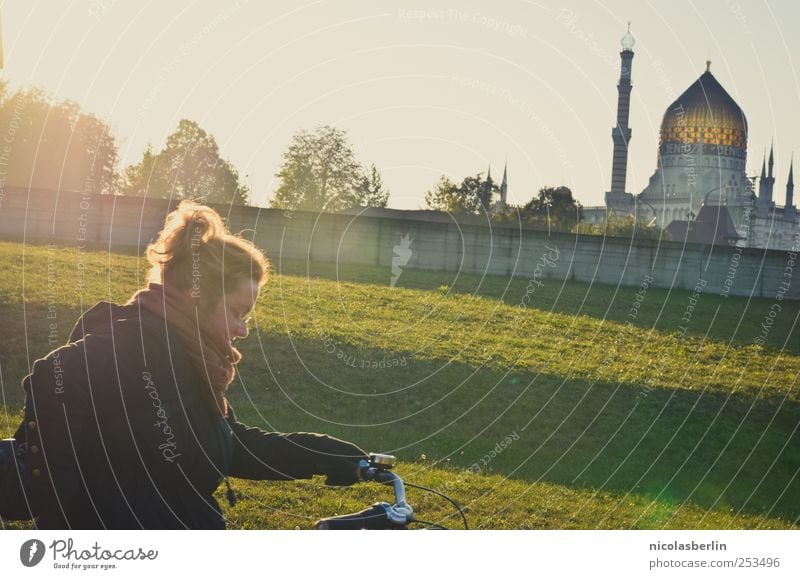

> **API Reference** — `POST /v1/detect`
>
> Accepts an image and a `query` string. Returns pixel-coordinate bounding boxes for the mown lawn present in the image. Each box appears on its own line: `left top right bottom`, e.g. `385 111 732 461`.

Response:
1 239 798 529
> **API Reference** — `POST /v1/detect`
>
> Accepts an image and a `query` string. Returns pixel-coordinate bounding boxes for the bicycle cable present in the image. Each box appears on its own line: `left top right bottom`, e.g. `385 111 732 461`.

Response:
403 481 469 530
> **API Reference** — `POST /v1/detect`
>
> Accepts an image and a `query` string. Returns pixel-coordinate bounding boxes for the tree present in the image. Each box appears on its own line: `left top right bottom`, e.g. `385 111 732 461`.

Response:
424 172 497 214
479 171 498 212
497 186 582 231
354 163 389 208
424 175 462 213
0 83 118 194
120 144 164 198
71 111 117 195
271 125 363 211
460 172 498 214
121 119 249 205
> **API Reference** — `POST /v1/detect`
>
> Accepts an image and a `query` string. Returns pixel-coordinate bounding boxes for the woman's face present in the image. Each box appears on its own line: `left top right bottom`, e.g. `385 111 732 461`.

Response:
203 279 260 345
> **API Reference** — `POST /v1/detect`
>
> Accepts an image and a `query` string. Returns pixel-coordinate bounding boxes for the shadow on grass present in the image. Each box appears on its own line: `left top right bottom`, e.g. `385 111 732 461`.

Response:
0 302 88 410
230 333 800 525
1 291 798 526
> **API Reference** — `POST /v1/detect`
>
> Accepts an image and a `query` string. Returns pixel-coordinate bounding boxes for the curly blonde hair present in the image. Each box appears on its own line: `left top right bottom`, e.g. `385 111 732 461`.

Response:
145 200 269 310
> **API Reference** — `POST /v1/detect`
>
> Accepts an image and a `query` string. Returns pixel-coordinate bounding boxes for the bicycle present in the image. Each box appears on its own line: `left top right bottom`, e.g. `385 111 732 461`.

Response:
314 453 469 530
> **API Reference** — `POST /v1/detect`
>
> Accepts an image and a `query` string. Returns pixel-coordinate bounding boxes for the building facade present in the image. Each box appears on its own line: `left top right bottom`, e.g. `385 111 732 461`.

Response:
586 27 799 251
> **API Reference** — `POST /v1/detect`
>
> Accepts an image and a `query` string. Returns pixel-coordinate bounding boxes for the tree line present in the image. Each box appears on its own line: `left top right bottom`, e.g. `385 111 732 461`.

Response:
0 81 661 237
0 83 387 209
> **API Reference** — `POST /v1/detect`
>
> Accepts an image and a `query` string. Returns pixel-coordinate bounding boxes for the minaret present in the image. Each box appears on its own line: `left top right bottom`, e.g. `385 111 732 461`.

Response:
610 23 635 195
500 163 508 207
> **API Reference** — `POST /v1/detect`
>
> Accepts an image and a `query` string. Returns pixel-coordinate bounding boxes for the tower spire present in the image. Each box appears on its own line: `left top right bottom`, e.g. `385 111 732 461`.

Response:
787 153 795 210
759 145 776 207
609 23 635 195
500 162 508 207
768 142 774 178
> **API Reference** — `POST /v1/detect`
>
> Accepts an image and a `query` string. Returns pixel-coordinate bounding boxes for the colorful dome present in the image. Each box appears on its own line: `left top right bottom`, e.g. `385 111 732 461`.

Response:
659 68 748 151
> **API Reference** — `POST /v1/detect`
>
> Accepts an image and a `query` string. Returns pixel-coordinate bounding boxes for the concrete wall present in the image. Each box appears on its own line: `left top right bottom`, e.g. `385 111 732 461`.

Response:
1 188 796 300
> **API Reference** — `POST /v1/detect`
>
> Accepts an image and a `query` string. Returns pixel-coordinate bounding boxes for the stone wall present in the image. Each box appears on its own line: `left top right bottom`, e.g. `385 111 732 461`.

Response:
1 188 796 300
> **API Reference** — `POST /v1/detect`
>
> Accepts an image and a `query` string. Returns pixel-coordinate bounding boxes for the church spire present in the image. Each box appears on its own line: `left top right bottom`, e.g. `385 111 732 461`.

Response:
500 162 508 207
787 154 795 210
759 145 776 207
768 143 774 179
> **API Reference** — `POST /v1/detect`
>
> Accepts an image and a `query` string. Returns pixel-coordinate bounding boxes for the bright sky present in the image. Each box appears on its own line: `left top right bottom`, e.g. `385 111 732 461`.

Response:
2 0 799 209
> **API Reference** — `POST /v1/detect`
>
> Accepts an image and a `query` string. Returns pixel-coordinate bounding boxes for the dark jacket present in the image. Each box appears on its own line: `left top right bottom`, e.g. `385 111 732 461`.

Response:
17 300 365 529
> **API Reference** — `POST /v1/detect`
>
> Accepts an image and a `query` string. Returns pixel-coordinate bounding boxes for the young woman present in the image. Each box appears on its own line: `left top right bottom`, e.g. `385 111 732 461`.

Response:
17 201 367 529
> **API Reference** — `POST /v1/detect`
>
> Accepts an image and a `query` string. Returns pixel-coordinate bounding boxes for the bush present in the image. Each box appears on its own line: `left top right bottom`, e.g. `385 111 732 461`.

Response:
572 213 667 240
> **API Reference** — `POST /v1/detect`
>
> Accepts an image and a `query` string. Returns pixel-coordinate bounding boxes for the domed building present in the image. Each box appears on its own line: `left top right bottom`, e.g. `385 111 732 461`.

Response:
640 64 749 219
592 27 798 251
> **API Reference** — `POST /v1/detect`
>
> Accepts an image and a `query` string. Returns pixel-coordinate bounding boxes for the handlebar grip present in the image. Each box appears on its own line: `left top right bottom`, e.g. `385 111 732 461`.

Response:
314 503 399 530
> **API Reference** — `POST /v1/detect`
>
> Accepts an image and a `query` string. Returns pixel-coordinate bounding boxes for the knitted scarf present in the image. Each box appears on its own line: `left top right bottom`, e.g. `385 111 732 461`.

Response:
127 282 240 416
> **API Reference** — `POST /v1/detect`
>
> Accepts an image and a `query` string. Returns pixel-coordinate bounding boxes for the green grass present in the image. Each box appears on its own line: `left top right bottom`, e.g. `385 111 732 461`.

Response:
1 239 799 529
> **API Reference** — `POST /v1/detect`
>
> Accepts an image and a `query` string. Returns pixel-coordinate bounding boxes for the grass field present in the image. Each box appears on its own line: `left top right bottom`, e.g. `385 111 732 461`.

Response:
1 238 799 529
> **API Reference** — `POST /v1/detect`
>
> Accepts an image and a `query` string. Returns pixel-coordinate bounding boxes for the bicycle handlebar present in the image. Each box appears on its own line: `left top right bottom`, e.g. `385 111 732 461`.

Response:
313 453 468 530
314 455 414 530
